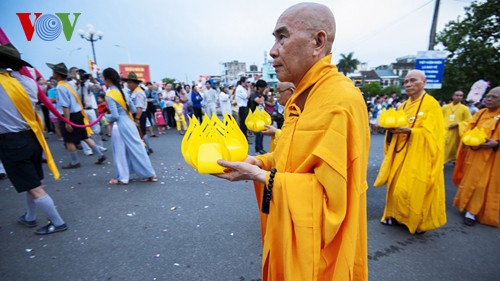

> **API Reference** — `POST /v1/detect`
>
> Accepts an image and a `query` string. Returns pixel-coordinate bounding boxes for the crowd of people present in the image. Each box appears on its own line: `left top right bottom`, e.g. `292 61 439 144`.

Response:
0 2 498 280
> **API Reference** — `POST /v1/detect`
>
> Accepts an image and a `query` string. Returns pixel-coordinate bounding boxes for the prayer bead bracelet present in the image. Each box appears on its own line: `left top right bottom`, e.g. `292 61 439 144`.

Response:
261 168 277 214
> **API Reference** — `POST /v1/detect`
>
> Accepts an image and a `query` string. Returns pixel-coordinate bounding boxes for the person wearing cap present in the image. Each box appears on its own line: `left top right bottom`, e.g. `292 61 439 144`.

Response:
122 72 153 153
47 62 107 169
76 69 107 156
0 43 68 235
214 4 369 280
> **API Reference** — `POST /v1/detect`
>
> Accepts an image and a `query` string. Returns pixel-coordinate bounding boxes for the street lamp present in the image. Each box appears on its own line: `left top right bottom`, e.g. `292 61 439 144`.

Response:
77 24 103 65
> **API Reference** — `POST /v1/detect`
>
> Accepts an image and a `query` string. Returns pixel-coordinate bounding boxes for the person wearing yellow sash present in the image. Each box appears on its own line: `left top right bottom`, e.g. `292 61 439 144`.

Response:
102 68 157 184
374 70 447 234
214 3 369 280
442 90 471 163
0 43 67 235
452 86 500 227
122 72 153 154
46 62 106 169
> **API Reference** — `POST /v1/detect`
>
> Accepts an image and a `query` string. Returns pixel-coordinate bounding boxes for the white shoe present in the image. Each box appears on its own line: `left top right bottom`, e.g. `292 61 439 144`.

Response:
99 146 107 152
84 152 93 156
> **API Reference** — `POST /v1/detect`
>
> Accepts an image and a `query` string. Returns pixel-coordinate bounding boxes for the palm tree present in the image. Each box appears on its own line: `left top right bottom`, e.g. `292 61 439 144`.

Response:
337 52 360 75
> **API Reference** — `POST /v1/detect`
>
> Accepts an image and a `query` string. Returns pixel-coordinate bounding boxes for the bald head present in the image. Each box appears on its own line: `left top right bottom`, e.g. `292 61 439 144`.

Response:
270 3 336 85
404 70 427 100
280 3 336 55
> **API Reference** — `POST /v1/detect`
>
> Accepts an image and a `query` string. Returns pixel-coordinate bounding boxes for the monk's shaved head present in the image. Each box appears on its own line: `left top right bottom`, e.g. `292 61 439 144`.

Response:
279 3 336 55
407 69 427 81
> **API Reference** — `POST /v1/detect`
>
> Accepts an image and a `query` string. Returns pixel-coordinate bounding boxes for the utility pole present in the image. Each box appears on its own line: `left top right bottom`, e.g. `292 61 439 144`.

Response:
428 0 441 50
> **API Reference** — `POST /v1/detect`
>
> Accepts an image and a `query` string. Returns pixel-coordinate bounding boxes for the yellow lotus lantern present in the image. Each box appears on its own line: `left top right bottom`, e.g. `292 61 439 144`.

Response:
245 108 272 132
379 108 407 128
462 127 487 146
181 113 248 174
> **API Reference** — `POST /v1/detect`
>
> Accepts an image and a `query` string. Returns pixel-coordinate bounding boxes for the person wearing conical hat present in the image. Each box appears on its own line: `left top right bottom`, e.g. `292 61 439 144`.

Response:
0 43 67 235
122 72 153 153
46 62 107 169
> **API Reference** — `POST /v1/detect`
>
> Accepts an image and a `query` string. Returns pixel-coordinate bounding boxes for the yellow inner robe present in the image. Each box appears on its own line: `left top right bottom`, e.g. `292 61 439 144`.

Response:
374 92 447 233
254 54 369 281
442 103 471 162
452 108 500 227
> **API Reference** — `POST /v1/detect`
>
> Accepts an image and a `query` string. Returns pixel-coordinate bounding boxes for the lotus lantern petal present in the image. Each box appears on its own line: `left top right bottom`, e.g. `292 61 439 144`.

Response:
462 127 487 146
245 108 272 132
181 114 248 174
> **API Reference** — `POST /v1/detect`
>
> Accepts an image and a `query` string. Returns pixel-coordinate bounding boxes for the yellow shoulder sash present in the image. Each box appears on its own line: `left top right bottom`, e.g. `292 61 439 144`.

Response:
106 88 133 120
0 72 60 180
58 81 93 136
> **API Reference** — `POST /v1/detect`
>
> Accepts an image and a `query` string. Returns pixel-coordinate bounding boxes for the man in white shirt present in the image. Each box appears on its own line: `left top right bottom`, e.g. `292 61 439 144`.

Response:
235 76 251 139
203 81 218 118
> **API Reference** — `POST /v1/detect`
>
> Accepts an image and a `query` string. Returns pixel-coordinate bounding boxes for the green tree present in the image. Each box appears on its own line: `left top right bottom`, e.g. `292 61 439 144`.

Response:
436 0 499 100
381 85 402 96
162 77 177 85
337 52 361 75
361 82 382 97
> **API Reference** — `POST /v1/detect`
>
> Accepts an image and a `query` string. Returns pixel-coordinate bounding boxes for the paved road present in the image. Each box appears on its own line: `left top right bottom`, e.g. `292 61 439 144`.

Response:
0 131 499 281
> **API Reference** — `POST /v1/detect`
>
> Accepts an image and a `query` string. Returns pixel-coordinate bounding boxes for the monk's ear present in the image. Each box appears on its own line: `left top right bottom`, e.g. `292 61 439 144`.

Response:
312 30 327 56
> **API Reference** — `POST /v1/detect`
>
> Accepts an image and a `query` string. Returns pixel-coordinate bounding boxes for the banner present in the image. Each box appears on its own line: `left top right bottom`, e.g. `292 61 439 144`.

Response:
415 51 448 89
118 64 151 83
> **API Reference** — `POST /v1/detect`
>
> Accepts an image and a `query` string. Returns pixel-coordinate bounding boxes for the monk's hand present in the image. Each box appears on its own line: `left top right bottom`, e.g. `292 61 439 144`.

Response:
479 138 500 149
213 159 267 183
261 124 277 136
245 155 264 168
65 123 73 133
390 127 411 134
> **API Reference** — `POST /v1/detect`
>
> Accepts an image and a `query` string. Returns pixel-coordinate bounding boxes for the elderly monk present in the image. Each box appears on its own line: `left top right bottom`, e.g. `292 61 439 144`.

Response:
442 90 471 163
374 70 446 234
215 3 369 280
453 86 500 227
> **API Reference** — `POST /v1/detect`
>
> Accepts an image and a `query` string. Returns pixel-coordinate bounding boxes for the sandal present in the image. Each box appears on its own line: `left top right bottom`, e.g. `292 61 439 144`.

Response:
381 218 402 226
109 179 128 185
140 176 158 182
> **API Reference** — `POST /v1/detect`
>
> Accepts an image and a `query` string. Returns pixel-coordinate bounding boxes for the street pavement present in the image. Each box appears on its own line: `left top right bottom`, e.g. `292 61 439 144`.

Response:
0 130 499 281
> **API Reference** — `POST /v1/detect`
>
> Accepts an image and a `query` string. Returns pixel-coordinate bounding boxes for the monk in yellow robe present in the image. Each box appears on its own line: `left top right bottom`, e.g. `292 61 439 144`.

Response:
442 90 471 163
453 86 500 227
374 70 447 234
215 3 369 280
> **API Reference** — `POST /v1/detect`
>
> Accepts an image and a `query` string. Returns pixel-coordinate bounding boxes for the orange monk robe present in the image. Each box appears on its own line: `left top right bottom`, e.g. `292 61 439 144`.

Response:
253 54 369 281
442 102 471 162
452 108 500 227
374 93 447 234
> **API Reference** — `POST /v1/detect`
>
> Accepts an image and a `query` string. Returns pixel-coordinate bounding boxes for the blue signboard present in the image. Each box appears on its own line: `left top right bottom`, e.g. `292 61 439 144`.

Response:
415 51 448 89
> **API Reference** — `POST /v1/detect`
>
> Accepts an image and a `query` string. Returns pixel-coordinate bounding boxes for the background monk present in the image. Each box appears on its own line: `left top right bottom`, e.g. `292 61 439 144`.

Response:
442 90 471 163
214 3 369 280
374 69 447 234
452 86 500 227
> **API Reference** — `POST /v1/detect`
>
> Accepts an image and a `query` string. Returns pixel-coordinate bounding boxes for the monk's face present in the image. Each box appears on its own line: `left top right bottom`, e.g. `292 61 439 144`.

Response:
452 91 464 104
484 87 500 110
404 71 426 98
270 10 315 85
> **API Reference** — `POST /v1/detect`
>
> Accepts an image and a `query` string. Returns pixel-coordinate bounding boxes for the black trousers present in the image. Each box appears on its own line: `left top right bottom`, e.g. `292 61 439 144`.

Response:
238 106 248 138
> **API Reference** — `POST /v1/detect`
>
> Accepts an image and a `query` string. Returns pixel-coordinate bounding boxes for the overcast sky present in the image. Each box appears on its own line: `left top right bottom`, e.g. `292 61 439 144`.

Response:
1 0 473 83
